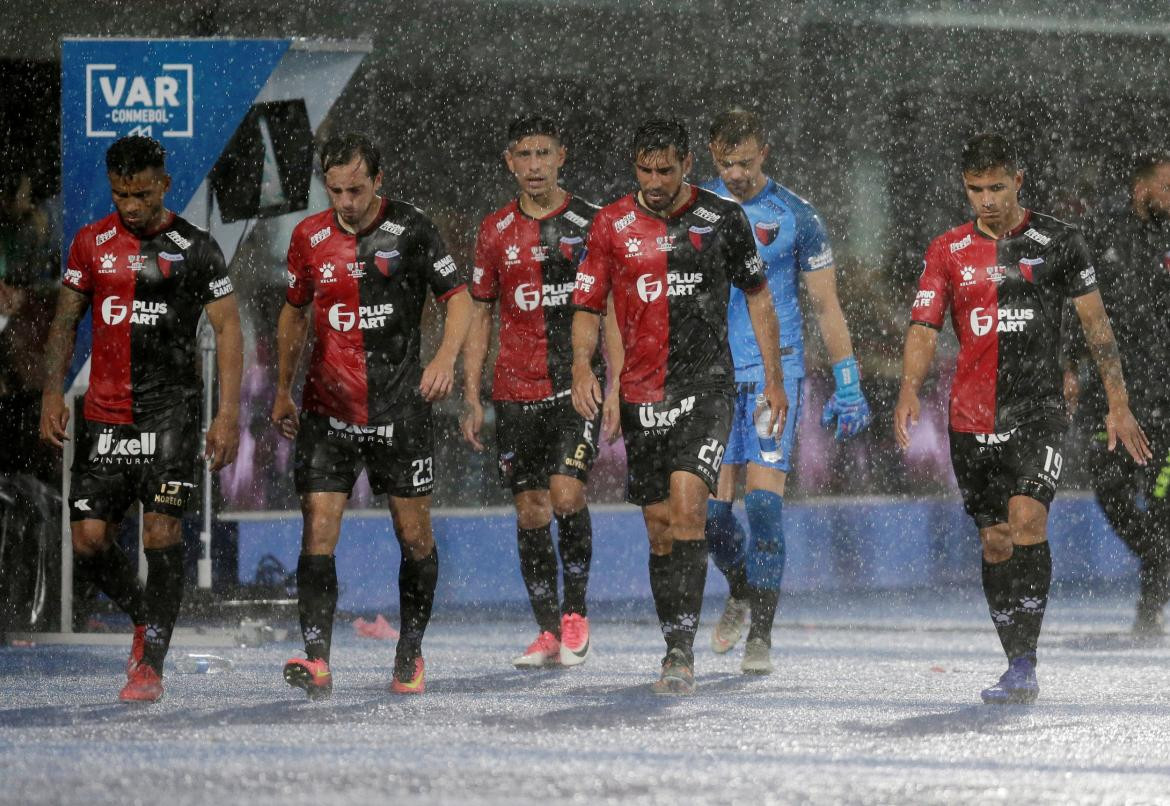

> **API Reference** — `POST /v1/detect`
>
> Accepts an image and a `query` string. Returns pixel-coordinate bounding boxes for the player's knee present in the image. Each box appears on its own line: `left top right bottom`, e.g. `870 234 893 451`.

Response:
515 495 552 530
981 526 1014 563
71 526 110 557
549 485 585 518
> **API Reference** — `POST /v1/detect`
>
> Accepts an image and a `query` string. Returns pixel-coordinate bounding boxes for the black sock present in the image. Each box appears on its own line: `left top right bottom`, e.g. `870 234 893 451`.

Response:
76 543 144 624
518 524 560 636
140 545 184 674
297 554 337 663
556 508 592 617
668 539 708 661
982 555 1017 660
747 586 779 645
727 564 751 601
397 547 438 665
648 551 675 647
1010 542 1051 659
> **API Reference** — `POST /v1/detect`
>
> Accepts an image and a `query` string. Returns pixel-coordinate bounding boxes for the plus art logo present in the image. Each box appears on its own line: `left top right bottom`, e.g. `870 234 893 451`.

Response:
86 62 194 139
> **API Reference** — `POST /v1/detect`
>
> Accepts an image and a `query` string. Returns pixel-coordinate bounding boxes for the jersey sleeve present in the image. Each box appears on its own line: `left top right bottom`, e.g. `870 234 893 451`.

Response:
62 231 92 295
723 205 767 293
794 205 834 273
193 235 234 306
1061 229 1099 298
418 218 464 302
471 217 499 302
910 238 951 329
572 211 613 313
285 228 314 308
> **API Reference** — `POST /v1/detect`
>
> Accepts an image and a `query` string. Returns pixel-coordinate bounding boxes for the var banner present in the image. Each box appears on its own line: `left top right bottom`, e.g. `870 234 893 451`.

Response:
60 38 367 388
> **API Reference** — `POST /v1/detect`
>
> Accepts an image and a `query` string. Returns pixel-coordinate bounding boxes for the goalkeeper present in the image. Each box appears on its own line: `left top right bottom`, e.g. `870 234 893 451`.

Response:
700 107 872 674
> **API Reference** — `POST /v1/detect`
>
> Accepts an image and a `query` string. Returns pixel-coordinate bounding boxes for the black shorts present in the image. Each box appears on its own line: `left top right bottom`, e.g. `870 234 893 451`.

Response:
950 418 1067 529
294 410 434 498
496 394 601 495
620 391 734 506
69 397 200 523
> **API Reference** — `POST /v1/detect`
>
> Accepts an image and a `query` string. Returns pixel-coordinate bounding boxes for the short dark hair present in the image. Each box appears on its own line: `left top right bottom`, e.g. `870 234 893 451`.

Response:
105 136 166 177
507 114 562 147
709 107 766 148
319 133 381 177
961 132 1018 174
632 118 689 162
1132 151 1170 185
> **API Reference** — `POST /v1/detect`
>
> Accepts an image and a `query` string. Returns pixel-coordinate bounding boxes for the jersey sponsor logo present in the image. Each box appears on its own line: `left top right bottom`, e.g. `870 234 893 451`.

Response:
912 290 935 309
974 429 1016 445
1018 256 1044 283
347 261 366 279
529 245 549 263
614 211 637 233
166 230 192 250
95 227 117 247
986 264 1006 284
745 253 764 277
625 237 643 256
157 251 184 278
327 417 394 440
574 272 596 295
807 247 834 270
309 226 332 248
128 255 147 272
86 62 194 139
379 220 406 236
959 265 977 286
1024 228 1051 246
666 271 703 296
559 235 585 264
504 244 521 265
636 273 663 302
563 209 588 228
754 221 779 246
209 277 233 298
693 206 720 224
73 499 92 512
495 211 515 232
318 262 337 284
655 235 676 252
472 266 484 285
96 430 157 462
949 234 972 253
64 267 84 286
637 395 695 429
514 281 574 311
688 225 713 252
970 306 1033 336
286 269 297 288
327 302 394 331
433 255 457 276
1081 266 1097 285
100 253 117 270
374 250 400 277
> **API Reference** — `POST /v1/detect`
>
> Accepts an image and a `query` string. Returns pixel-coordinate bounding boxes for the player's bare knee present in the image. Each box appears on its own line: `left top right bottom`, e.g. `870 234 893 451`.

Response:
981 526 1014 563
549 483 585 518
71 523 111 557
515 492 552 530
142 515 182 549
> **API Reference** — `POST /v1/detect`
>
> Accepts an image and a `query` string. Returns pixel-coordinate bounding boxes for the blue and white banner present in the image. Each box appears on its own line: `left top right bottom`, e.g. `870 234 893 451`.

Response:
60 38 367 388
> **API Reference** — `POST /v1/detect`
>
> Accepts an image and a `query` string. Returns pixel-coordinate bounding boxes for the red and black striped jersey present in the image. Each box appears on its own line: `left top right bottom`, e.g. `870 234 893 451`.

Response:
472 194 600 401
572 186 766 403
63 211 234 425
286 198 465 425
911 210 1097 433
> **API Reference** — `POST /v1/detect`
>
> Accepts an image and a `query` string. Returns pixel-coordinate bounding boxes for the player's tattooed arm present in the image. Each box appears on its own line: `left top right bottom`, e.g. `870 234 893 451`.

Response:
422 287 473 402
460 299 493 450
38 287 90 448
204 295 243 470
571 310 603 420
894 323 939 451
1074 290 1151 464
272 302 310 439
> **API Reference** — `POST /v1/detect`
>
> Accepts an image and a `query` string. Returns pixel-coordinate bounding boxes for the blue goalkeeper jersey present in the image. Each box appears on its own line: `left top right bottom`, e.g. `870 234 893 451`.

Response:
701 176 834 382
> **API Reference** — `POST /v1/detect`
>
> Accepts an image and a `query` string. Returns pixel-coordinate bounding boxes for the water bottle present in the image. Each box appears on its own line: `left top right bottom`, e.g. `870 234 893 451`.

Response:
754 393 782 463
172 653 234 674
